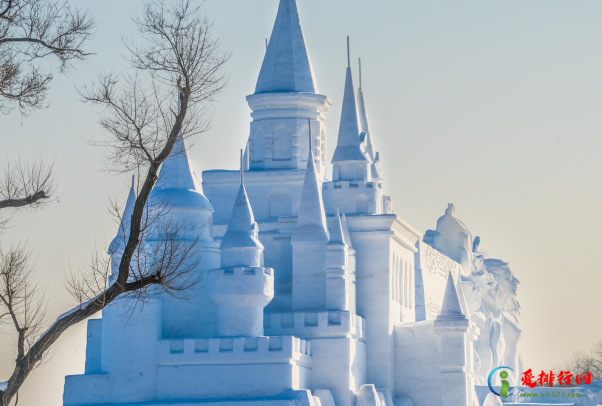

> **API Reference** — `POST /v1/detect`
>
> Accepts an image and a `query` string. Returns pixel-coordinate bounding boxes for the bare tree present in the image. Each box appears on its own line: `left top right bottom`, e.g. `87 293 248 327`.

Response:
0 157 56 235
554 339 602 386
0 157 55 210
0 1 229 404
0 242 48 365
0 0 96 115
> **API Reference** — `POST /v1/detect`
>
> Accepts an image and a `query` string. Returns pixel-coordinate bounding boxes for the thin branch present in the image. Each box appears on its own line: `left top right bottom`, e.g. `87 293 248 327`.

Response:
0 2 228 405
0 0 12 18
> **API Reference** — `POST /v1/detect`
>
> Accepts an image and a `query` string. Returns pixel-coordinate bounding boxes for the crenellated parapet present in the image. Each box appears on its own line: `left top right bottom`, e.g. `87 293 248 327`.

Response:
322 180 384 215
157 335 311 366
155 336 313 400
264 311 365 342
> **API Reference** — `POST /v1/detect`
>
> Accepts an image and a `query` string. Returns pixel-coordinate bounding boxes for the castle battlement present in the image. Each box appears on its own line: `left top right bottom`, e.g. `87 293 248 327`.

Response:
157 336 311 367
264 311 365 341
322 180 381 191
213 266 273 278
322 180 383 216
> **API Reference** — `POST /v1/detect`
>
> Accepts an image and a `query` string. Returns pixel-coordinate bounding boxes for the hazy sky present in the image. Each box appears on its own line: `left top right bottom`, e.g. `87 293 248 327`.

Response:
2 1 602 405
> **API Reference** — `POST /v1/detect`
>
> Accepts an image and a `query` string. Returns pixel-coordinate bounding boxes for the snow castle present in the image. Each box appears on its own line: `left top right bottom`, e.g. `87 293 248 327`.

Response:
63 1 526 405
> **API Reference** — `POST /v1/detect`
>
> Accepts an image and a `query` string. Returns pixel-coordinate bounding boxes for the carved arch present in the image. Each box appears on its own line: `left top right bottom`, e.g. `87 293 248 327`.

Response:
268 189 292 218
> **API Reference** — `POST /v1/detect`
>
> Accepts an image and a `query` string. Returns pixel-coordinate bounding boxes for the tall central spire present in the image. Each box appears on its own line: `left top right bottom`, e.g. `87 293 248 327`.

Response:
255 0 318 94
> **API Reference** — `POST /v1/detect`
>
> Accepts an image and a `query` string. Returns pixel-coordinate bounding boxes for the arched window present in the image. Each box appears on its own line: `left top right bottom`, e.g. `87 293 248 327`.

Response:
272 126 292 161
356 195 369 214
340 164 355 181
269 190 292 218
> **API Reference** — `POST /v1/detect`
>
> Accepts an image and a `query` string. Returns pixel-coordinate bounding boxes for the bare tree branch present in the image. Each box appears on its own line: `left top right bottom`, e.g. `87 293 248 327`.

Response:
0 157 55 211
0 0 12 18
0 1 228 405
0 0 96 115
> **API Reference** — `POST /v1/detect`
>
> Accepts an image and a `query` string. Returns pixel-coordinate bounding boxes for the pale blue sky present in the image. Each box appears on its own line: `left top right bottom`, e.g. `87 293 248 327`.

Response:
2 1 602 405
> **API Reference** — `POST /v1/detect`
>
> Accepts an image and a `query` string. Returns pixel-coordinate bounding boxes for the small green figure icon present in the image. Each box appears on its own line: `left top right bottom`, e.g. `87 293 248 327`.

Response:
500 370 510 398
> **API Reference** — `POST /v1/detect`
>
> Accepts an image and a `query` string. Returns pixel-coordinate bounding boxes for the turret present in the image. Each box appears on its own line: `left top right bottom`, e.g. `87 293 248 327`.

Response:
149 126 221 339
207 151 274 337
434 271 478 406
331 37 372 182
322 39 385 216
356 59 394 214
246 0 332 175
291 135 329 310
219 171 263 268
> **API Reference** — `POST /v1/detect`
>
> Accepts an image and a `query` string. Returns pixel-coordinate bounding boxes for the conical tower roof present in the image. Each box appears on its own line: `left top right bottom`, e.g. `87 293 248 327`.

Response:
152 134 213 212
255 0 318 94
293 147 329 243
332 65 371 163
157 135 199 191
220 184 263 251
437 271 468 321
108 176 136 255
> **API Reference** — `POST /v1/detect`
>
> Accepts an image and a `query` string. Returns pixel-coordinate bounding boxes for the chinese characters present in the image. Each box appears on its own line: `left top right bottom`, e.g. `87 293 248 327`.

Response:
521 369 591 388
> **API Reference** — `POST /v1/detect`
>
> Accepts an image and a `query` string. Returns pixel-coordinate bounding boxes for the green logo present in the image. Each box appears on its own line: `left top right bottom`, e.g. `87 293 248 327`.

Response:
488 366 513 398
500 370 510 398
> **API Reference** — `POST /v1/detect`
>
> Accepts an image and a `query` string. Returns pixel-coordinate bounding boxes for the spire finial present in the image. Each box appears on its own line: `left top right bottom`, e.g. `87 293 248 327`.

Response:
131 175 135 188
265 38 268 49
347 36 350 68
359 58 362 89
240 149 244 185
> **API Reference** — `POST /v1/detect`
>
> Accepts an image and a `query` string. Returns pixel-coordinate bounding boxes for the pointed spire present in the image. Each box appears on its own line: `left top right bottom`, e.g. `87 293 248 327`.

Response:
255 0 318 94
356 59 383 181
328 209 346 246
220 151 263 257
157 135 200 191
332 38 371 164
437 271 468 321
293 139 329 242
340 214 353 249
108 177 137 255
